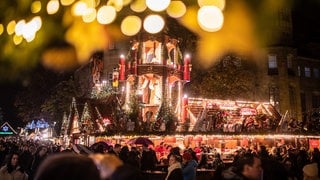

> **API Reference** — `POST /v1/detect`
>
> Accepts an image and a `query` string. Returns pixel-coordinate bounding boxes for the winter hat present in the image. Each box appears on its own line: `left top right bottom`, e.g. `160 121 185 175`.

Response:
182 152 192 161
303 162 318 178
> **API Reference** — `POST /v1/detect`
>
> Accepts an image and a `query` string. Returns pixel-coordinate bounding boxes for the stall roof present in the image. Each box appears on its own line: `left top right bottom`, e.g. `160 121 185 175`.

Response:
0 122 18 135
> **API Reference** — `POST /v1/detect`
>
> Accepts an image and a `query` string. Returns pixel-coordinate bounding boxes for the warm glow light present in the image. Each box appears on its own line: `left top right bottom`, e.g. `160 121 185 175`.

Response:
47 0 60 15
197 5 224 32
13 34 23 45
31 1 42 13
0 24 4 35
146 0 171 12
7 20 16 35
107 0 123 12
15 20 26 36
198 0 225 10
31 16 42 31
60 0 75 6
143 15 164 34
82 8 96 23
72 1 87 16
22 22 36 42
130 0 147 13
97 6 116 24
166 1 186 18
121 15 142 36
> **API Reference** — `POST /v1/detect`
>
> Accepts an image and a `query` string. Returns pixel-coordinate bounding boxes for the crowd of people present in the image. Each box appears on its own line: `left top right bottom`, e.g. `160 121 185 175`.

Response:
0 136 320 180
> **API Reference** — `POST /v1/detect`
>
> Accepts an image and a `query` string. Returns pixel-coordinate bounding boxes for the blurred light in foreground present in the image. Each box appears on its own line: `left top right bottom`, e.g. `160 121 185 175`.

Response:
15 20 26 36
7 20 16 35
107 0 124 12
97 6 116 24
72 1 87 16
130 0 147 13
197 6 224 32
0 24 3 35
121 16 142 36
82 8 96 23
146 0 170 12
42 46 78 71
47 0 60 15
13 35 23 45
143 15 164 34
60 0 75 6
198 0 225 10
31 1 42 13
166 1 186 18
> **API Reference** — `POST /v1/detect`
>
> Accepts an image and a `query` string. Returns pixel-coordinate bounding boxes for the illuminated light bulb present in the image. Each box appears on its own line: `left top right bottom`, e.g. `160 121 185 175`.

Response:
7 20 16 35
72 1 87 16
47 0 60 15
166 1 186 18
97 6 116 24
82 8 96 23
146 0 170 12
121 15 142 36
143 14 164 34
15 20 26 36
0 24 4 35
31 1 42 13
13 34 23 45
197 5 224 32
60 0 75 6
130 0 147 13
198 0 225 10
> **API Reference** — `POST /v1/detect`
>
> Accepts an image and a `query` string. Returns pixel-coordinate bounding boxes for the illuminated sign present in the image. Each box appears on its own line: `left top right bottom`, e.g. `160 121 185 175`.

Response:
0 122 16 135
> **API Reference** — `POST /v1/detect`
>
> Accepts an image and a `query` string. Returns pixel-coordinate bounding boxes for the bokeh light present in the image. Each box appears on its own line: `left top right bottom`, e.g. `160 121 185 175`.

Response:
166 1 186 18
13 35 23 45
7 20 16 35
47 0 60 15
60 0 75 6
197 6 224 32
72 1 87 16
146 0 171 12
31 1 42 13
143 15 165 34
97 6 116 24
121 15 142 36
0 24 4 35
130 0 147 13
198 0 225 10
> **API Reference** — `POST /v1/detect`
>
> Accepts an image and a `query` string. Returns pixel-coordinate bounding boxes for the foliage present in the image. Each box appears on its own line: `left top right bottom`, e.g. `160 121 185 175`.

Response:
14 66 72 124
185 54 257 100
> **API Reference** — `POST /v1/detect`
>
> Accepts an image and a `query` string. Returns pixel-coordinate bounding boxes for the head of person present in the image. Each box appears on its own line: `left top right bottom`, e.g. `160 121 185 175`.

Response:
169 154 181 166
34 153 100 180
5 153 20 173
234 153 262 180
182 152 192 164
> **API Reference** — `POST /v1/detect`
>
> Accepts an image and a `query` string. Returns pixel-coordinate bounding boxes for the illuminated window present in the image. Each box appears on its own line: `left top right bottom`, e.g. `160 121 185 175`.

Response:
304 67 311 77
268 54 278 75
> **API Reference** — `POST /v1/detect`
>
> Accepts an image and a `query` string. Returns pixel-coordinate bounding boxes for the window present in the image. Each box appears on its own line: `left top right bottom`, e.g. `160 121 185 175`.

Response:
304 67 311 77
297 66 301 77
314 68 319 78
268 55 277 68
268 55 278 75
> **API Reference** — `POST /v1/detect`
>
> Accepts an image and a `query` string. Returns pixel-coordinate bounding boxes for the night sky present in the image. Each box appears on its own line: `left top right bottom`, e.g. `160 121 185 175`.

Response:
1 1 320 128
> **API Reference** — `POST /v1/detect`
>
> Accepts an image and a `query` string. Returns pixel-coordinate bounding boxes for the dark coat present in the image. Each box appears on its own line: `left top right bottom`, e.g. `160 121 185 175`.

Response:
167 168 183 180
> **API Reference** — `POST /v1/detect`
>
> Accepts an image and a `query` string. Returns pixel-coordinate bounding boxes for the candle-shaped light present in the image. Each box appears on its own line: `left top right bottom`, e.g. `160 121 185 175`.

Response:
119 54 126 80
182 94 188 123
184 54 191 81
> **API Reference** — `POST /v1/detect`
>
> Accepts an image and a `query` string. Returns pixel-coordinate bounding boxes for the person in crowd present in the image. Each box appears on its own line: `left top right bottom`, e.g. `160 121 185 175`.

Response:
165 154 183 180
108 144 121 156
140 144 158 171
119 145 129 163
34 153 100 180
19 144 34 172
90 153 144 180
0 152 28 180
302 158 320 180
28 146 48 180
182 151 198 180
221 153 262 180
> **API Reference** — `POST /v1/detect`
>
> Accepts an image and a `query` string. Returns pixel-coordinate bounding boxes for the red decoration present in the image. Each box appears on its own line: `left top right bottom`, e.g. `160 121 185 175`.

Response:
119 56 126 80
183 55 190 81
